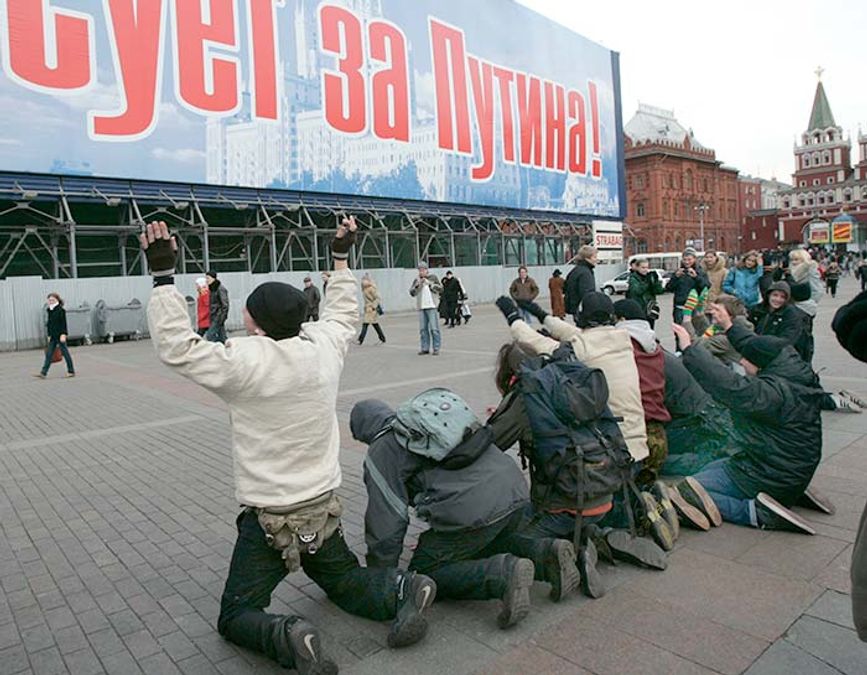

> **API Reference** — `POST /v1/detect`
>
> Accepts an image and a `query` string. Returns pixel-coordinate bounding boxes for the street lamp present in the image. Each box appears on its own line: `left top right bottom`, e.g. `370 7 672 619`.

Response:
694 203 709 251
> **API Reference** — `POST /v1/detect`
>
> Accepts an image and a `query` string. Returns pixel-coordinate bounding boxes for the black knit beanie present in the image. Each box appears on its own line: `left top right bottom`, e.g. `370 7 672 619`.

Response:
729 332 787 369
577 292 615 328
245 282 307 340
613 298 647 321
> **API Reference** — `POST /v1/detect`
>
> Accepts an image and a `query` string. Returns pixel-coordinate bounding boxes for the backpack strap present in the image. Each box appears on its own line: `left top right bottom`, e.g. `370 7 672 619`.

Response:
363 455 409 522
572 441 586 556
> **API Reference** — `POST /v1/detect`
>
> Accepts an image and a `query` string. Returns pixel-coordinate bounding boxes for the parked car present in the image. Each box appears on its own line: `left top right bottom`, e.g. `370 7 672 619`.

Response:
602 269 670 296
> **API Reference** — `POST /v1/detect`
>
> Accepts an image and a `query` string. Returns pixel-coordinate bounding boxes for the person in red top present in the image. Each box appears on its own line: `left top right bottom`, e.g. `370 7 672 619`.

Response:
195 277 210 337
613 299 676 550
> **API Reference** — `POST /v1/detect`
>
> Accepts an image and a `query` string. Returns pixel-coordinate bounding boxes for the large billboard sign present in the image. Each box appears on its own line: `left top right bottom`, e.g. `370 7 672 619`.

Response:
0 1 624 217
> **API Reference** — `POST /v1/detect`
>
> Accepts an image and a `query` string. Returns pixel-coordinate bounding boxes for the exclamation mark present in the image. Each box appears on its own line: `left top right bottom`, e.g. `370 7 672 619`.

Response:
589 81 602 178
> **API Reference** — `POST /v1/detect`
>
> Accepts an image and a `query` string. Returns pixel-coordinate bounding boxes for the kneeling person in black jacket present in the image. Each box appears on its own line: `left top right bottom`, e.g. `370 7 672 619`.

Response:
351 397 581 629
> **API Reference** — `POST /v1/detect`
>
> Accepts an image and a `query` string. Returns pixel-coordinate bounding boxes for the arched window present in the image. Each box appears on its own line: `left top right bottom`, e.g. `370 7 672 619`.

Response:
636 203 645 217
823 151 831 164
783 199 790 209
803 155 811 167
685 170 693 190
844 189 852 202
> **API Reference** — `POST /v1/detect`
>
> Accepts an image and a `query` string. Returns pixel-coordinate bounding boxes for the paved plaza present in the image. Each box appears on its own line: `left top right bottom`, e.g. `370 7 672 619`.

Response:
1 278 867 675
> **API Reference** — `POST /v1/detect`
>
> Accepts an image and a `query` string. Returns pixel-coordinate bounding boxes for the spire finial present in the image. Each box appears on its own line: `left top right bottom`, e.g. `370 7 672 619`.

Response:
815 66 824 81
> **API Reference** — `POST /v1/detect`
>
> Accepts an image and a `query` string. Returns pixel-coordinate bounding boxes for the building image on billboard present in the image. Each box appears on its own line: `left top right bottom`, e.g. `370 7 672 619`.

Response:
0 0 624 219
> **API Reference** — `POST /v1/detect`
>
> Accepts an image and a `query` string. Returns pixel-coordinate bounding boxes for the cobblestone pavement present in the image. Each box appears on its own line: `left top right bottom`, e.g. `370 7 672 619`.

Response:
1 277 866 674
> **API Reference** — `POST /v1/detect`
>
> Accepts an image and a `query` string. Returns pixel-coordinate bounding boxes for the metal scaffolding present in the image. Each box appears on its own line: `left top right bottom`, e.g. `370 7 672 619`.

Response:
0 172 595 279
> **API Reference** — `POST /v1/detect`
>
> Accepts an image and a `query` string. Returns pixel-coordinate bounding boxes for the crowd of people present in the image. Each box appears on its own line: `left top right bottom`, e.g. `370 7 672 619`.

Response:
29 215 865 674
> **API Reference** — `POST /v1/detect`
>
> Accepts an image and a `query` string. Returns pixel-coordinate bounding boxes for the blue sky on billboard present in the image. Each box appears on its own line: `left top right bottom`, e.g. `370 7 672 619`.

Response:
0 0 626 218
519 0 867 184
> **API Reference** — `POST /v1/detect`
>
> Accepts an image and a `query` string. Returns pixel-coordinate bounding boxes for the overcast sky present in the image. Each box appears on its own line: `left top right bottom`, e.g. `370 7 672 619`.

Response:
517 0 867 184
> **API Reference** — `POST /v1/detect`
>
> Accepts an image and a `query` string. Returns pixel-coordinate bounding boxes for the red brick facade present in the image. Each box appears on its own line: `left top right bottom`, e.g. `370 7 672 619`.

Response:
623 118 740 256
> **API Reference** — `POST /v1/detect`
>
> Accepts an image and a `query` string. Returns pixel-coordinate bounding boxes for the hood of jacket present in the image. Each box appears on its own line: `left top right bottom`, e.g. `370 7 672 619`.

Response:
351 399 394 444
790 259 818 283
620 319 658 353
702 255 727 274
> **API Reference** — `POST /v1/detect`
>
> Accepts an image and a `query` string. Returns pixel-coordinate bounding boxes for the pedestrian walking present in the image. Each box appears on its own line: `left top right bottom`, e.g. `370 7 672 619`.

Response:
303 275 321 322
442 271 462 328
825 260 841 298
548 269 566 318
409 261 443 355
564 245 597 316
141 218 435 671
358 275 386 344
195 277 210 337
205 270 229 343
34 292 75 379
857 255 867 292
509 266 540 323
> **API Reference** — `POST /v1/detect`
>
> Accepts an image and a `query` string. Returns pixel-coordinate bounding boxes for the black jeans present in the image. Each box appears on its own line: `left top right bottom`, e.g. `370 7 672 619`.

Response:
408 510 548 600
41 337 74 375
444 300 459 326
358 322 386 343
218 509 399 667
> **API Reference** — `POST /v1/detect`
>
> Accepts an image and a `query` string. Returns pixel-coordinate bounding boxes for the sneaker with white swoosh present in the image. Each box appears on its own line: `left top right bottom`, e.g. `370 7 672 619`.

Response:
387 572 437 648
287 620 338 675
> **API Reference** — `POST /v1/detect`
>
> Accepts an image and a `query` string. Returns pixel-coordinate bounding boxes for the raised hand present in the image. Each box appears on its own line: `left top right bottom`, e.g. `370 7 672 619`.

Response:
495 296 521 325
331 215 358 260
139 221 178 277
672 323 691 349
517 299 547 322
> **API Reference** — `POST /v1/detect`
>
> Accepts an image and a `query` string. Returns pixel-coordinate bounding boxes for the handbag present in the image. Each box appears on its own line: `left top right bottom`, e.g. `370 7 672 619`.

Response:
376 304 384 316
646 300 660 322
51 346 62 363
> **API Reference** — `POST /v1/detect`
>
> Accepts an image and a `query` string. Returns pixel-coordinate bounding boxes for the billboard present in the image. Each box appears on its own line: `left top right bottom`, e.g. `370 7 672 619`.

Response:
0 0 624 217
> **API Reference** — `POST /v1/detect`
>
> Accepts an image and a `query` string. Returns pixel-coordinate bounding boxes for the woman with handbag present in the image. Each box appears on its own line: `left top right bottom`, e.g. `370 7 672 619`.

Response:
35 292 75 379
627 258 665 328
358 275 386 344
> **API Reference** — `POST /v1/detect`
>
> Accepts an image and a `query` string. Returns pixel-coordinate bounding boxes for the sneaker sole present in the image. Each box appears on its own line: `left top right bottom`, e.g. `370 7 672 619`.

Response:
387 578 436 648
578 540 605 599
797 488 836 516
549 540 580 602
604 530 668 571
668 486 711 531
497 558 534 629
652 483 681 541
640 493 675 552
684 477 722 527
757 494 816 535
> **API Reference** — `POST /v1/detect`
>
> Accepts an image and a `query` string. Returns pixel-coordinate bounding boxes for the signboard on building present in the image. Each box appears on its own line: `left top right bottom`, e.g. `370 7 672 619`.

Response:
0 0 624 218
593 220 623 260
832 221 853 243
807 221 830 244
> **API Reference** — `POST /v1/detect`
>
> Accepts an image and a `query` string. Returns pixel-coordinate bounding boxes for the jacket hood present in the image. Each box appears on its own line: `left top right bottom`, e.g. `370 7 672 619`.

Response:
790 259 818 283
702 255 726 273
620 319 658 353
350 400 395 443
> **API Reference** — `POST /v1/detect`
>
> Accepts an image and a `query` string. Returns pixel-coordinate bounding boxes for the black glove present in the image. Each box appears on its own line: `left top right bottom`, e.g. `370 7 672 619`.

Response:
495 296 521 325
517 299 547 322
331 228 357 260
145 237 177 278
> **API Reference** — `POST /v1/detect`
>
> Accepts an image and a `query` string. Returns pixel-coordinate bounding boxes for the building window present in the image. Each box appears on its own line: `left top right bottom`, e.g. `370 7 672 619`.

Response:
827 192 835 204
823 151 831 164
799 180 806 187
827 177 834 184
783 199 790 209
804 155 810 167
636 203 645 217
813 179 820 186
844 190 852 202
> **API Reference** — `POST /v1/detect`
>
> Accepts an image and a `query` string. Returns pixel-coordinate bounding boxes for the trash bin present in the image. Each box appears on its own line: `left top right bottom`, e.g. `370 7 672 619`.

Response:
64 302 93 345
94 298 146 343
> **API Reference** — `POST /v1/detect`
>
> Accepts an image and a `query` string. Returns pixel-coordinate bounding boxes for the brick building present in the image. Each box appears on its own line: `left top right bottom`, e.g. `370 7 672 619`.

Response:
776 76 867 250
623 104 740 256
739 175 791 251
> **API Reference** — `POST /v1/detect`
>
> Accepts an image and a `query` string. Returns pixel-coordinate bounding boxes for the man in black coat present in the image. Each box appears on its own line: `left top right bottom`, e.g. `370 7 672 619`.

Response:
667 248 708 325
351 399 581 628
670 315 825 535
564 245 598 316
441 271 463 328
205 270 230 343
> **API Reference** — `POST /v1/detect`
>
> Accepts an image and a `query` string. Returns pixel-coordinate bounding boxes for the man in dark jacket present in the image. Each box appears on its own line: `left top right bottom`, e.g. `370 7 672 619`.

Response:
667 248 709 325
671 319 824 534
302 276 321 322
441 271 463 328
205 270 230 343
564 245 598 316
351 399 581 628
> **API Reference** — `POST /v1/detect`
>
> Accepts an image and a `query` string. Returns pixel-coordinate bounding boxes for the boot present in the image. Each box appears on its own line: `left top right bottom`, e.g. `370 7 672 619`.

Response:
796 486 836 515
542 540 580 602
271 618 338 675
602 529 668 571
676 477 722 527
638 492 675 551
650 481 680 541
387 572 436 648
755 493 815 535
668 483 711 531
578 538 605 599
496 555 534 629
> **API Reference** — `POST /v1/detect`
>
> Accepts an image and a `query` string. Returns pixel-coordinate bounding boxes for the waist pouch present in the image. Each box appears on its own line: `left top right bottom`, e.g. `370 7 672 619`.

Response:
255 491 342 573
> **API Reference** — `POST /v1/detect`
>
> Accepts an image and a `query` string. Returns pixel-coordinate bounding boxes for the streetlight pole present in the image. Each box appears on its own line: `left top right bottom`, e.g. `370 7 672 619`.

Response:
694 203 709 251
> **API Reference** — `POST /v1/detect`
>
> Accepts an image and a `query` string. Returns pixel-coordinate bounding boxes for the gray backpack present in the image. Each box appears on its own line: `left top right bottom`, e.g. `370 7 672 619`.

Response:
391 388 480 461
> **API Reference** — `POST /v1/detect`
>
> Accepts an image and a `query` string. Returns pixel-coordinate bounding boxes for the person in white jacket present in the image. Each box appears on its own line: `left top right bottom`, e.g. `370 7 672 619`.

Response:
140 219 435 674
